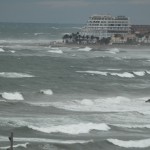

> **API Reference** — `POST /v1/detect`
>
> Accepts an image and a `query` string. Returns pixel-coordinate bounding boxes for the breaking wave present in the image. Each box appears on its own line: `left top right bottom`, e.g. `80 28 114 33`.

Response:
0 143 29 149
76 70 134 78
113 124 150 129
133 71 145 76
1 92 24 100
78 46 92 51
0 136 93 144
107 138 150 148
76 71 107 76
107 48 120 54
0 72 34 78
110 72 134 78
40 89 53 95
28 123 110 134
0 47 5 52
48 49 63 54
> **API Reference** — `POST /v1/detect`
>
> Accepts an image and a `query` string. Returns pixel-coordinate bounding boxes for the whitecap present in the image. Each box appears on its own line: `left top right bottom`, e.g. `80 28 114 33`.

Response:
10 50 16 53
107 138 150 148
48 50 63 54
40 89 53 95
76 71 107 76
146 70 150 74
79 99 94 106
78 46 92 51
51 27 59 29
0 72 34 78
133 71 145 76
113 124 150 129
107 48 120 54
0 48 5 52
0 136 92 144
110 72 134 78
1 92 24 100
29 123 110 134
0 143 29 149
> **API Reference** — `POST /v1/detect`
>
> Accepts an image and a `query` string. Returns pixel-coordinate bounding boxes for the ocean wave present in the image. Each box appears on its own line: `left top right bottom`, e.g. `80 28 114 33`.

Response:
107 48 120 54
72 27 82 29
110 72 134 78
28 123 110 134
40 89 53 95
133 71 145 76
76 70 134 78
10 50 16 53
0 47 5 52
1 92 24 100
76 71 107 76
0 143 29 149
48 49 63 54
107 138 150 148
51 27 59 29
32 96 134 112
146 70 150 74
112 124 150 129
0 72 34 78
78 46 92 51
0 136 93 144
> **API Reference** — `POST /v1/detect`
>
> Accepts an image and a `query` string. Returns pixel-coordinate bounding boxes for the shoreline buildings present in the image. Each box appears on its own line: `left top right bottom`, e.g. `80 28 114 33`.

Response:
80 14 131 39
62 14 150 45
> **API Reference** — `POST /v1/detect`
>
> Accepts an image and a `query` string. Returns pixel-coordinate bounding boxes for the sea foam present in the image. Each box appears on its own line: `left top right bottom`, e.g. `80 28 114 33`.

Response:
0 72 34 78
107 48 120 54
113 124 150 129
76 71 107 76
0 136 92 144
0 143 29 149
0 48 5 52
107 138 150 148
29 123 110 134
133 71 145 76
1 92 24 100
48 50 63 54
78 46 92 51
110 72 134 78
40 89 53 95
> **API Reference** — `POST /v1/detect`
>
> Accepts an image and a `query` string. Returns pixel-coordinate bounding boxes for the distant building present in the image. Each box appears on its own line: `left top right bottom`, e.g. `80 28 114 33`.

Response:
80 14 131 39
131 25 150 34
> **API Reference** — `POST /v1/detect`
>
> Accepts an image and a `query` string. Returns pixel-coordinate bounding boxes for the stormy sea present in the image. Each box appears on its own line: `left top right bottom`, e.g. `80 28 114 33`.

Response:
0 22 150 150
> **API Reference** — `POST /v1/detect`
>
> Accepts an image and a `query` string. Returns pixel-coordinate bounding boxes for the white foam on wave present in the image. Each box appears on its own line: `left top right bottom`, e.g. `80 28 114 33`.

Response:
0 143 29 149
107 138 150 148
29 123 110 134
146 70 150 74
113 124 150 129
110 72 134 78
0 48 5 52
51 27 59 29
133 71 145 76
77 70 134 78
107 48 120 54
10 50 16 53
48 49 63 54
78 46 92 51
40 89 53 95
76 71 107 76
1 92 24 100
0 136 93 144
0 72 34 78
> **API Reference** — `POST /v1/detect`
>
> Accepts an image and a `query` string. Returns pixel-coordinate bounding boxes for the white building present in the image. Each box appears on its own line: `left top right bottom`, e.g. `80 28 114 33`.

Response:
80 14 131 39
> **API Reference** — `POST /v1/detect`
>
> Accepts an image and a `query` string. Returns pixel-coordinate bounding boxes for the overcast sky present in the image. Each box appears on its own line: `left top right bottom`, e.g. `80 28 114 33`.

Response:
0 0 150 24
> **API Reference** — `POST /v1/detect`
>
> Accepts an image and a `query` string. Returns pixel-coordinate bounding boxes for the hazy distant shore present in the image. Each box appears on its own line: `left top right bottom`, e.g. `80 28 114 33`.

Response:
50 41 150 50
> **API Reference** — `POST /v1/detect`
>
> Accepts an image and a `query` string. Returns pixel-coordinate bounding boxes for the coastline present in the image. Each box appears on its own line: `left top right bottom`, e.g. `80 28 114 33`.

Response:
50 41 150 50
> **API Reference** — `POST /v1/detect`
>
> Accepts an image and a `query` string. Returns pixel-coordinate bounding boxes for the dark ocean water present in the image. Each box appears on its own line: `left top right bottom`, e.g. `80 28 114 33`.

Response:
0 23 150 150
